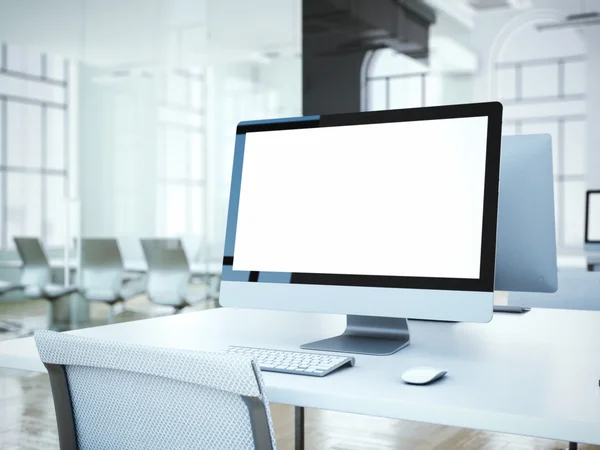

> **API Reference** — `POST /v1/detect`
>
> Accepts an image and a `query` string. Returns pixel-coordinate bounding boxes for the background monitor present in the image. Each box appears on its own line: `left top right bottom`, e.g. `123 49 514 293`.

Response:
585 190 600 268
220 103 503 355
495 134 558 293
585 191 600 246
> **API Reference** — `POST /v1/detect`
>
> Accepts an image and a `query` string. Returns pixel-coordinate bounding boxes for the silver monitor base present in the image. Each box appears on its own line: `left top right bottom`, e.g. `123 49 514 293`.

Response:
301 315 410 356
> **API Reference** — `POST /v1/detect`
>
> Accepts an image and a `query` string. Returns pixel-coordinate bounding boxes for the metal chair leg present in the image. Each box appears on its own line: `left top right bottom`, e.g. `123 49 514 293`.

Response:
107 305 115 324
295 406 304 450
47 300 55 329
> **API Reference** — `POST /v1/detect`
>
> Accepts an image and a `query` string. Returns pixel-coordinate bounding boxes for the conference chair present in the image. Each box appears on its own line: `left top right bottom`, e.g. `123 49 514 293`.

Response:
141 238 212 313
0 237 76 332
0 282 25 332
34 330 277 450
80 238 145 324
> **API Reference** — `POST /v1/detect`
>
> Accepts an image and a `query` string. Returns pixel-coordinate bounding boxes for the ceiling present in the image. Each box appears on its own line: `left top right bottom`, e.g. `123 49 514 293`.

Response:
0 0 300 68
0 0 543 71
425 0 533 28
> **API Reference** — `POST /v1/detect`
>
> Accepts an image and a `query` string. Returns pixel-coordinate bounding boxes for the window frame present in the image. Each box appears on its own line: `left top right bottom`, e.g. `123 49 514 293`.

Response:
0 42 69 250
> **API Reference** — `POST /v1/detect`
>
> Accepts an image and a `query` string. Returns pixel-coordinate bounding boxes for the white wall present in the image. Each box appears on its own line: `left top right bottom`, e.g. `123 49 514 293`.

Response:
0 0 302 263
469 0 599 190
78 65 159 238
205 55 302 259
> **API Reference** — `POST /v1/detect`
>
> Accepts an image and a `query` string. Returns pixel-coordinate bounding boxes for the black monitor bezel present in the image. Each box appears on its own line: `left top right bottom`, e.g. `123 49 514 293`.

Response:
226 102 503 293
585 190 600 243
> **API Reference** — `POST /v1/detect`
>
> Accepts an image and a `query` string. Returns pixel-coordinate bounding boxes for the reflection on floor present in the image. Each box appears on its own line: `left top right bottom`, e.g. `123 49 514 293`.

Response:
1 297 598 450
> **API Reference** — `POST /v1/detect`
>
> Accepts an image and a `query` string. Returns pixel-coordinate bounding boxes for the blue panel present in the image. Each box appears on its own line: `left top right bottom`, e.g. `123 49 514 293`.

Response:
258 271 292 283
221 265 250 282
238 115 319 127
224 134 245 256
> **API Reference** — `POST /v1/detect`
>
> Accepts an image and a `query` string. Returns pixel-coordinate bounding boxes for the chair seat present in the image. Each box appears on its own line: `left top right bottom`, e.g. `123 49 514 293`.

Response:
119 285 146 300
84 289 121 303
149 292 185 307
44 284 79 300
0 281 22 295
185 289 211 305
24 285 43 298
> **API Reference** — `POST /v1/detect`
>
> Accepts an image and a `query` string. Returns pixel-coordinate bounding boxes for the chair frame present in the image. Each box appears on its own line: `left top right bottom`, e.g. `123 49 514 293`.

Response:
39 333 275 450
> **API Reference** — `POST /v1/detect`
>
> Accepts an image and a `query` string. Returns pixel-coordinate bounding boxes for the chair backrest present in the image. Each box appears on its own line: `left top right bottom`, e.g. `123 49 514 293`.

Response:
181 235 203 263
117 236 146 266
14 237 51 287
34 330 276 450
141 238 190 301
141 238 189 271
80 239 124 295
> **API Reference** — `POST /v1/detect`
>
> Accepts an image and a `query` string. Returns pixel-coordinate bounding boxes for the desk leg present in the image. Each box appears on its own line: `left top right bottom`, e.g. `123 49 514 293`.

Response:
295 406 304 450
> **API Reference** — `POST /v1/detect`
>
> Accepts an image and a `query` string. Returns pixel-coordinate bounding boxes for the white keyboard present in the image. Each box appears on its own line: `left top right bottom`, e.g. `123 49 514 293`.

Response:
227 346 355 377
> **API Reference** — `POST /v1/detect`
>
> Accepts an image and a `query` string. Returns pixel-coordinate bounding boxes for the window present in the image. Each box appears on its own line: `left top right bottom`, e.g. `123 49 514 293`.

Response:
494 24 587 252
156 69 205 237
364 50 429 111
0 43 69 249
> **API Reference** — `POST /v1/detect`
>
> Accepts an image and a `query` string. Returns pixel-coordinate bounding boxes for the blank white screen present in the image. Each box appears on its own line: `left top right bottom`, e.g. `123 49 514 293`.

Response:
233 116 489 279
589 194 600 242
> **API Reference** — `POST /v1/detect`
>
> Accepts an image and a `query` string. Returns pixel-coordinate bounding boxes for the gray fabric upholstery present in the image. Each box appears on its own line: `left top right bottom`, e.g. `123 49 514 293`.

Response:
44 284 79 299
24 285 44 298
80 239 147 323
34 330 276 449
146 272 190 306
21 266 51 288
141 238 210 310
81 268 123 303
0 280 22 295
83 289 120 303
80 239 126 304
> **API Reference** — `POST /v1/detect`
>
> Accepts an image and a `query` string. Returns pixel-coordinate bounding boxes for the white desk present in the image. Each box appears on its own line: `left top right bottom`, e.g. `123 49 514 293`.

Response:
1 308 599 447
0 258 77 270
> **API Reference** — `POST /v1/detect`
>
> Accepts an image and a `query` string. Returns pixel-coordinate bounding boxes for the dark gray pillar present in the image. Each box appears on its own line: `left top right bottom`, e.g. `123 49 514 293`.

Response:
302 0 436 116
303 50 367 116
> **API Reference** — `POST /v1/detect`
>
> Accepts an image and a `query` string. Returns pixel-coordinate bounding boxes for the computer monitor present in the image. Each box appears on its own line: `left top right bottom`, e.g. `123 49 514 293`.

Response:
585 190 600 261
220 103 503 355
495 134 558 293
586 191 600 242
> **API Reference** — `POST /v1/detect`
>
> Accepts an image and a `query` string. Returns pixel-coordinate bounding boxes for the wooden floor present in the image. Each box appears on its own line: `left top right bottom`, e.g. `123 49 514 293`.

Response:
1 297 598 450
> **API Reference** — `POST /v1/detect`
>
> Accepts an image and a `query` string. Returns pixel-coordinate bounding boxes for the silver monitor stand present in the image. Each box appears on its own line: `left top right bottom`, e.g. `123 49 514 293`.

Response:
301 315 410 356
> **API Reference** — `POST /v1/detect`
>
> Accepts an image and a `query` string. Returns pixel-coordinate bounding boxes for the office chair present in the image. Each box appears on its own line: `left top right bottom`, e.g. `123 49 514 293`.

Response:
141 238 212 313
0 238 77 332
0 282 25 332
80 238 145 324
34 330 277 450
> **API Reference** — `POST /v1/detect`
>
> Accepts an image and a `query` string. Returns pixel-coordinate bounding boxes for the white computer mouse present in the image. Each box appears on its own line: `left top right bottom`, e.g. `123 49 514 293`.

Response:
401 366 447 385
